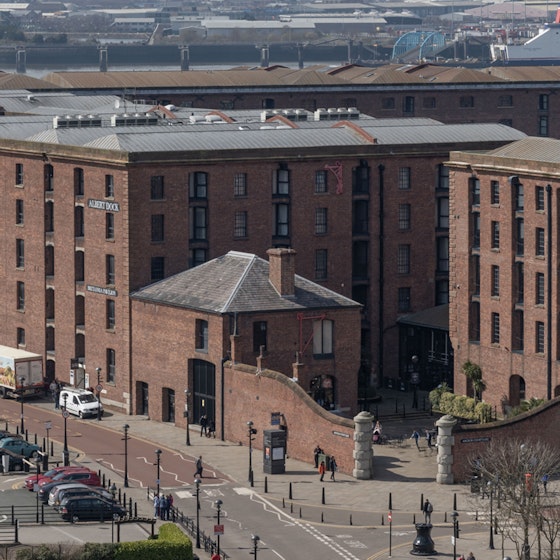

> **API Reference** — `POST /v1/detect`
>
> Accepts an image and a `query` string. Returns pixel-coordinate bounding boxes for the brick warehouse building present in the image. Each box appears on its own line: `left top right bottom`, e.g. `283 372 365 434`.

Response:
37 64 560 140
0 106 525 418
448 137 560 412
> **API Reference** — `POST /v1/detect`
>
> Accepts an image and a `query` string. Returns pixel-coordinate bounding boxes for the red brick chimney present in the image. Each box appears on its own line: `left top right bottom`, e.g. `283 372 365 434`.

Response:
267 248 296 297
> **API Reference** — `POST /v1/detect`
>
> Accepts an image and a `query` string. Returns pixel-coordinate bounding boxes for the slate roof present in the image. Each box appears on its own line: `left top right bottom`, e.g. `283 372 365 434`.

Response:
486 137 560 164
131 251 361 314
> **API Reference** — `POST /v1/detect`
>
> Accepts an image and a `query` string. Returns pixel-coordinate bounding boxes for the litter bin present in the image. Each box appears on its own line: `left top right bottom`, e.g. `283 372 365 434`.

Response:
470 476 481 493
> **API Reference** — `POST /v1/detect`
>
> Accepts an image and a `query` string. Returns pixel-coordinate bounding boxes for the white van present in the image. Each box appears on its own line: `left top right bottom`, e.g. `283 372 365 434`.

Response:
59 388 103 418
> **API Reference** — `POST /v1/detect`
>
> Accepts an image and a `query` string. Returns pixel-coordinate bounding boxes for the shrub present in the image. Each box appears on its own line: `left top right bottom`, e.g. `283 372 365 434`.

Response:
82 543 117 560
428 382 451 409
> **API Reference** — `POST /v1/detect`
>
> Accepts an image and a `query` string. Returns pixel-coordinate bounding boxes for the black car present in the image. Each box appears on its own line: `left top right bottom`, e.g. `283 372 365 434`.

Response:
60 496 126 522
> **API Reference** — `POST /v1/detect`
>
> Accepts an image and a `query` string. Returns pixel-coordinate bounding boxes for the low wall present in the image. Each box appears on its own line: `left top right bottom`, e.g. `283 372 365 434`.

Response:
223 362 356 475
450 397 560 482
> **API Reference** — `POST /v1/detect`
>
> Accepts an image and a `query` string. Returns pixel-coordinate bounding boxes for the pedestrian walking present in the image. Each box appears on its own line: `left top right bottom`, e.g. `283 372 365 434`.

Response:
167 493 174 520
466 552 476 560
426 430 433 449
153 494 160 518
50 380 60 409
411 429 420 450
199 414 208 437
423 499 433 524
194 455 204 478
319 460 326 482
313 445 323 468
207 418 216 438
159 494 168 520
542 473 549 493
330 456 338 481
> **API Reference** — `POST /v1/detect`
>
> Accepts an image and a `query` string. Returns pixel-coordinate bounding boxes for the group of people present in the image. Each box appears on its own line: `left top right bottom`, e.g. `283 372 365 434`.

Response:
153 493 174 520
314 445 338 482
410 428 435 450
49 379 62 409
459 552 476 560
199 414 216 438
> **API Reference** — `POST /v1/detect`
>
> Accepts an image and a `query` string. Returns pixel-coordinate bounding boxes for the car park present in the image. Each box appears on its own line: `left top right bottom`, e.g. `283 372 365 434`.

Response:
59 496 126 522
49 483 112 507
25 466 83 490
38 470 101 502
0 438 41 458
57 487 113 510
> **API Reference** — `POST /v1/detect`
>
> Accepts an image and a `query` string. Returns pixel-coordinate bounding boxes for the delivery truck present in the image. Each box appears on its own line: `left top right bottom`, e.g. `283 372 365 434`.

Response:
0 345 44 399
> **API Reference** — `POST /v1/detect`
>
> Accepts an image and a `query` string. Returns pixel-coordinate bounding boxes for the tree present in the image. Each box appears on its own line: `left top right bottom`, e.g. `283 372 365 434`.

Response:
462 360 486 402
470 438 560 560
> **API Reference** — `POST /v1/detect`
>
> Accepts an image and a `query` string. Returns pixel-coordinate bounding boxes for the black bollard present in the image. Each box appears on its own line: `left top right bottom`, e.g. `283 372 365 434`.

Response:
290 502 293 513
382 515 384 525
264 476 268 493
129 497 133 515
42 437 45 451
34 433 37 445
102 473 106 487
420 493 424 511
299 507 302 518
289 482 293 500
321 512 324 523
321 487 325 505
475 510 478 521
118 488 122 503
134 502 137 517
444 511 447 523
453 493 457 511
282 498 285 508
350 514 352 525
50 441 53 456
413 514 416 524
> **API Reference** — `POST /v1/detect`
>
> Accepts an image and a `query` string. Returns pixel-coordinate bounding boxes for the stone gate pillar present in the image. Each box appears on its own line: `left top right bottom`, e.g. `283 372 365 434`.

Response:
436 414 457 484
353 411 374 479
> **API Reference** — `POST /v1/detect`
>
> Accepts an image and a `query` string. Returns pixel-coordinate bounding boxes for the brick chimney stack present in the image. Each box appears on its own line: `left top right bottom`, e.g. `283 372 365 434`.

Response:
267 248 296 297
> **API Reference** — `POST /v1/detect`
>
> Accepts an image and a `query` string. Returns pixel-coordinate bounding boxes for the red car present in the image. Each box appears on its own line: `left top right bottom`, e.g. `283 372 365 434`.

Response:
24 466 88 491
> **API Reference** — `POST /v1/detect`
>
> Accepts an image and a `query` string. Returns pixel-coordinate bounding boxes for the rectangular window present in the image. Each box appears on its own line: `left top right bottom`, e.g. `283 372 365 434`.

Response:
190 172 208 199
106 348 116 383
315 249 327 280
44 164 54 192
315 208 327 234
15 163 23 186
539 116 549 136
253 321 267 352
398 287 411 312
539 94 549 110
469 302 480 342
106 213 114 240
536 272 545 305
151 214 164 242
536 186 545 211
512 310 524 351
353 200 368 234
437 164 449 190
17 327 25 347
491 180 500 204
16 281 25 310
151 257 165 281
398 167 411 190
74 168 84 196
437 198 449 229
105 175 114 198
460 96 474 107
190 248 207 268
150 176 164 200
315 171 328 194
516 218 524 256
195 319 208 352
398 204 411 230
106 299 115 330
437 237 449 272
313 319 333 356
536 228 545 256
472 255 480 295
397 244 410 274
491 265 500 297
234 211 247 238
470 176 480 206
536 322 545 353
273 168 290 195
472 212 480 249
381 97 395 109
274 204 289 237
190 207 207 241
515 182 524 211
106 254 115 285
491 221 500 249
436 279 449 305
491 312 500 344
16 239 24 268
422 97 436 109
516 262 524 304
403 96 415 114
352 163 370 194
498 95 513 107
234 173 247 197
16 199 24 225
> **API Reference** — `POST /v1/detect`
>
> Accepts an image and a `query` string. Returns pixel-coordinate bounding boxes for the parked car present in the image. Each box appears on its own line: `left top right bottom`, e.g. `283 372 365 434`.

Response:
59 496 126 522
25 466 84 490
38 470 100 503
0 438 41 458
0 430 22 440
49 483 112 507
57 487 114 511
0 451 23 472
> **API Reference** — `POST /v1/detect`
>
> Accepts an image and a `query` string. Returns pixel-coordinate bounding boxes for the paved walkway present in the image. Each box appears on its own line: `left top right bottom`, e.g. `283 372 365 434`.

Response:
13 389 519 560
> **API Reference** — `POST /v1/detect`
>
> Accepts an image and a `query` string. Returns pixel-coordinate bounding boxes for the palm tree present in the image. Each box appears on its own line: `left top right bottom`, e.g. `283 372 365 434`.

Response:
462 361 486 403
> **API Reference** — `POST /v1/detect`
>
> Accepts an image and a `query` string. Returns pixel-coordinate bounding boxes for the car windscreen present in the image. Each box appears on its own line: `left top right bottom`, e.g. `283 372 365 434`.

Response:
78 393 97 403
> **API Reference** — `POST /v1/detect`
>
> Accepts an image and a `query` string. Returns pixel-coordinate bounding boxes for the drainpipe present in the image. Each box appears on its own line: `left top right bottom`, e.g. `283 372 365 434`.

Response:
221 356 228 441
546 184 552 400
378 163 385 387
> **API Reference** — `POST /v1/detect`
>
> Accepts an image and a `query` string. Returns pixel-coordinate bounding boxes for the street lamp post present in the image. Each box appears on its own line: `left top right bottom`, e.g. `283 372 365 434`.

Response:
488 481 495 549
19 376 25 434
251 534 260 559
34 455 41 523
123 424 130 488
155 449 162 497
96 367 102 422
184 389 191 446
195 477 201 549
62 393 69 466
451 511 459 560
247 421 257 487
215 499 223 555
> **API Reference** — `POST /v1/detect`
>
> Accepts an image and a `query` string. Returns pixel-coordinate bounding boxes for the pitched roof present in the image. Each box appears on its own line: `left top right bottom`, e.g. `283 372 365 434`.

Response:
131 251 361 314
397 304 449 331
486 136 560 164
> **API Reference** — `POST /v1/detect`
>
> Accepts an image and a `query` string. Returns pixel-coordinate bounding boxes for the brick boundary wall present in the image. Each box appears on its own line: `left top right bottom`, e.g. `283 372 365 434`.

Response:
223 362 357 475
450 398 560 482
